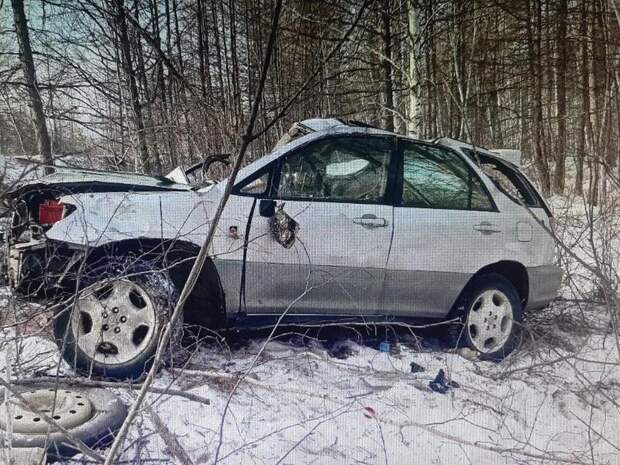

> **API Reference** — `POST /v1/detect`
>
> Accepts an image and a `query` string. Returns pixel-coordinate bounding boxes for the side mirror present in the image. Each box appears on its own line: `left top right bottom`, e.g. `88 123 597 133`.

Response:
259 199 275 217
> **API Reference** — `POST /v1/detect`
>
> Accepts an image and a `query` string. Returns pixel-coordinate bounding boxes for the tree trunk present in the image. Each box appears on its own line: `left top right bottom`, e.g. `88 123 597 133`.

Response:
229 0 241 132
382 0 394 132
113 0 151 173
553 0 568 194
407 0 421 136
526 0 550 196
196 0 207 99
10 0 53 168
163 0 178 167
575 0 589 196
133 0 161 174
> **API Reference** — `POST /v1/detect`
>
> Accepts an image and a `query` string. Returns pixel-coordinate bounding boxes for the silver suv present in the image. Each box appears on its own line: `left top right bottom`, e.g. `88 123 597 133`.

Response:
1 119 561 379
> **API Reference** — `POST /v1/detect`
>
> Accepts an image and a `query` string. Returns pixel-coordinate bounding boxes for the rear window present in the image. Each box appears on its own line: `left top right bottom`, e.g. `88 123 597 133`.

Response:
463 149 540 207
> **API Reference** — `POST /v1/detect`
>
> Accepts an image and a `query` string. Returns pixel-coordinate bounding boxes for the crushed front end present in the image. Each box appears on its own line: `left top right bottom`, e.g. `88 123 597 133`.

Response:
0 187 84 299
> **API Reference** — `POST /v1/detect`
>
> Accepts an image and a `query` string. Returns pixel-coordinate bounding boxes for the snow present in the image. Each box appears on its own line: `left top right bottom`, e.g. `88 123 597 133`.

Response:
1 300 619 465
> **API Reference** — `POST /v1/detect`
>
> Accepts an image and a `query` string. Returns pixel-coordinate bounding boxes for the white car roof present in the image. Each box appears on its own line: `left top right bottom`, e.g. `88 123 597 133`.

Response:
298 118 347 132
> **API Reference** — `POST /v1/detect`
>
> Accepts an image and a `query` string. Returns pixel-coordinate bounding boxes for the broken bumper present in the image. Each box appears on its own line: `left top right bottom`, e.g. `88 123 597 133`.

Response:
0 237 81 297
525 264 563 310
1 238 47 291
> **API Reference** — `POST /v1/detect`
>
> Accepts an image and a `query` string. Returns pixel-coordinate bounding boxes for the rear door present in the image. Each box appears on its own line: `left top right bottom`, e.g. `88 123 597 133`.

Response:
383 141 503 318
462 150 555 267
241 135 396 315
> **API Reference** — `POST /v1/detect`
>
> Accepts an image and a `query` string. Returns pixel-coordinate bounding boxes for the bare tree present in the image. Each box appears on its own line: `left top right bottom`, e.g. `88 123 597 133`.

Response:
113 0 156 173
10 0 53 168
553 0 568 194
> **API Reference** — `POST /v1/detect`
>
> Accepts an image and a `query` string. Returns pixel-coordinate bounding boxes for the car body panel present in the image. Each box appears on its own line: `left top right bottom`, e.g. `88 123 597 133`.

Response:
47 190 212 248
210 192 256 313
385 207 508 317
431 138 560 312
243 200 393 314
435 139 556 267
526 264 563 310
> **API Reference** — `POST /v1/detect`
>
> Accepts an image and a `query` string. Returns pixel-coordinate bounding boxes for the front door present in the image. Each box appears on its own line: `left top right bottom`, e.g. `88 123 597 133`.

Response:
242 135 395 315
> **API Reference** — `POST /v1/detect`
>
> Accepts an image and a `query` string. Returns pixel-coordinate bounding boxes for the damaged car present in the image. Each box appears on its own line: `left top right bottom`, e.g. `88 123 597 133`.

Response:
1 118 562 379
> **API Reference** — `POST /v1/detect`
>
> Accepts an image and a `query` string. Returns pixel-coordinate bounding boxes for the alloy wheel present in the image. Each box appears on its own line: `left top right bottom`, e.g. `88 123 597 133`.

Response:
71 279 158 365
466 289 514 353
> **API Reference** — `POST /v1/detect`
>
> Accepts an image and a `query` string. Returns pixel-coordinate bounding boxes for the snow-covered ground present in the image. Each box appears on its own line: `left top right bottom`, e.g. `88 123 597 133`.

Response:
1 197 619 465
1 298 619 465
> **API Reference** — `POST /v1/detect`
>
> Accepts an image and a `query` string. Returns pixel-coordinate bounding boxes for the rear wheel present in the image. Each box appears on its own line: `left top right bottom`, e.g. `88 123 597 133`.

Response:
453 274 523 361
54 258 182 380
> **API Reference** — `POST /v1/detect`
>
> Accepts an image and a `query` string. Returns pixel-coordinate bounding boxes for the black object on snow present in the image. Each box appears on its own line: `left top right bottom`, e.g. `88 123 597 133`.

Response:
327 340 357 360
448 379 460 388
428 369 450 394
410 361 425 374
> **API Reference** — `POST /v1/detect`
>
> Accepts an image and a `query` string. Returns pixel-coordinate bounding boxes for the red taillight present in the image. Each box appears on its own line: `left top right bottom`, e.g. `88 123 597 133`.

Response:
38 199 65 225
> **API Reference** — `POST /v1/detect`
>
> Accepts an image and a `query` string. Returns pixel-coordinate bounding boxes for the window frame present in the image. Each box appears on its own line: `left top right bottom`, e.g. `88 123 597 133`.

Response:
395 138 498 212
234 134 399 205
462 149 543 207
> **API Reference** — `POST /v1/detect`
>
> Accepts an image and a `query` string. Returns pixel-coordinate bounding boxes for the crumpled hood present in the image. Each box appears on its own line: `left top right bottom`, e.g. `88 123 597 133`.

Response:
12 166 192 194
48 189 217 248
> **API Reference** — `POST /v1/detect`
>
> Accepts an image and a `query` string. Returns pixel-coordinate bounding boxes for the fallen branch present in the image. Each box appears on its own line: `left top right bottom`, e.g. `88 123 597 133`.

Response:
145 405 195 465
11 377 210 406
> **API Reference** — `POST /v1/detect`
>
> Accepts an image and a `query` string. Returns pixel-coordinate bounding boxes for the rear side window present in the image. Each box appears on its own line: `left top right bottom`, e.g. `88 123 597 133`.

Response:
463 149 540 207
400 142 494 211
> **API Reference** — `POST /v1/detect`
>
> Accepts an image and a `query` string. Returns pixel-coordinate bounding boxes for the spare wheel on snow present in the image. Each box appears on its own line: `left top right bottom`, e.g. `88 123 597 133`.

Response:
0 384 127 461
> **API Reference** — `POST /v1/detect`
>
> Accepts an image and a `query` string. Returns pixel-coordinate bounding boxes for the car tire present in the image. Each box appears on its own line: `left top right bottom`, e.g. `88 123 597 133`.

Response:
449 273 523 361
0 383 127 461
169 256 225 330
54 257 183 380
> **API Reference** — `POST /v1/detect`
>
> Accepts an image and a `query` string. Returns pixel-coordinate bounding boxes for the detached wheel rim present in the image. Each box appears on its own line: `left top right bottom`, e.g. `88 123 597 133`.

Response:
71 279 158 365
0 389 93 433
466 289 514 353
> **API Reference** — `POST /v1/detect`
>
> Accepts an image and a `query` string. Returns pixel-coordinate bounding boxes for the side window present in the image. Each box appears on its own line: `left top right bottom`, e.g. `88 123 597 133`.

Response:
276 137 391 202
234 168 272 196
239 171 270 195
463 149 539 207
401 143 494 210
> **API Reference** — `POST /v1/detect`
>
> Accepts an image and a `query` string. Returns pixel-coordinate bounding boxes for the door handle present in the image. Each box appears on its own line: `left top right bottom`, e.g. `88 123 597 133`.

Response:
473 222 502 235
353 214 388 228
